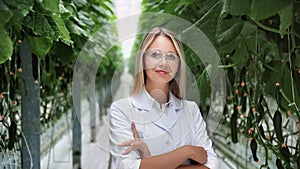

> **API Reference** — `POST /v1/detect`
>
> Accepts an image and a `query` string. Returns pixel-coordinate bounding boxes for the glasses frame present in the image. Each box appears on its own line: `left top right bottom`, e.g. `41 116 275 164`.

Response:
143 49 180 63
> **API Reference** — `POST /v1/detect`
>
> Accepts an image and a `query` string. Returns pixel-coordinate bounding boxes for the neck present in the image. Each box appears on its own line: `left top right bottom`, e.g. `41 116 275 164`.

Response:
145 81 169 105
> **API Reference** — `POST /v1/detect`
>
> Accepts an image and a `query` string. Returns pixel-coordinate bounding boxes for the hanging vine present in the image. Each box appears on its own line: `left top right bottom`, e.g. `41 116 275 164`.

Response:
0 0 123 158
131 0 300 168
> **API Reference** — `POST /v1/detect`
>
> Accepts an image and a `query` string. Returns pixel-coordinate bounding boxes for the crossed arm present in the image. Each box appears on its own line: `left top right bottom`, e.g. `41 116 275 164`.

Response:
118 122 209 169
139 146 209 169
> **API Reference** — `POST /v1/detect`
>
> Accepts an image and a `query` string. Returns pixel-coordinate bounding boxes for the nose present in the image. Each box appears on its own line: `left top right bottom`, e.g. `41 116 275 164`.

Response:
160 55 168 64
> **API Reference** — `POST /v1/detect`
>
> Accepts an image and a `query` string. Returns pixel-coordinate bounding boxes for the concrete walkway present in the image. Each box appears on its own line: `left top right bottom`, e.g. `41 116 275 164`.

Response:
40 72 132 169
41 71 234 169
40 101 111 169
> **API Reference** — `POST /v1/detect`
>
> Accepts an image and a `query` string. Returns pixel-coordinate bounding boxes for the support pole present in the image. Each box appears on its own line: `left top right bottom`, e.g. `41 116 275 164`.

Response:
20 39 40 169
89 78 96 142
72 106 81 169
72 63 81 169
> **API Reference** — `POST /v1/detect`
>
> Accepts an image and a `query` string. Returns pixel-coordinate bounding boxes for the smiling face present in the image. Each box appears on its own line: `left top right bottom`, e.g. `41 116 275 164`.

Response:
131 27 185 99
144 35 180 86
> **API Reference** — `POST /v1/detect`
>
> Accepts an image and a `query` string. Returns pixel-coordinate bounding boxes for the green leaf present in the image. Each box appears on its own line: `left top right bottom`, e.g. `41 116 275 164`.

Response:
262 61 283 96
232 46 248 69
59 4 72 21
240 21 257 38
220 38 247 69
73 0 87 8
197 64 212 106
52 14 72 45
27 36 53 59
217 22 244 45
243 36 256 53
0 29 13 64
67 22 88 37
221 0 251 17
278 4 293 37
5 0 33 29
41 0 60 13
98 0 114 17
194 2 222 45
250 0 293 20
23 12 58 39
280 65 300 112
77 10 95 28
49 42 74 63
0 1 13 26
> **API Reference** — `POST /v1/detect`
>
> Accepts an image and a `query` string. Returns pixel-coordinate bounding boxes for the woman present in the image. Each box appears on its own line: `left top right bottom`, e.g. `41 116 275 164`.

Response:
109 27 218 169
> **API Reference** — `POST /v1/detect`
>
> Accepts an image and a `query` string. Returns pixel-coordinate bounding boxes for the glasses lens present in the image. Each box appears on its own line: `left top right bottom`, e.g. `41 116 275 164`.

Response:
145 50 179 62
166 53 177 61
149 50 162 60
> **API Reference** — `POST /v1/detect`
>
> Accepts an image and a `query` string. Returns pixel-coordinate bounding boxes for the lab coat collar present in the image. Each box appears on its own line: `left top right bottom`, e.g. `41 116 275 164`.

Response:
130 87 182 111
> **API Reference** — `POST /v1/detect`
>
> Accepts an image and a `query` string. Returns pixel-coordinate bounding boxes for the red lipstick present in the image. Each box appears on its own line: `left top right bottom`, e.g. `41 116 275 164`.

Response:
155 69 168 75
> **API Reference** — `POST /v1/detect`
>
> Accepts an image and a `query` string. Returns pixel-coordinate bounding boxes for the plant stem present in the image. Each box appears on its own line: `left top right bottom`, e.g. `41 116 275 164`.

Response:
250 17 283 35
279 89 300 119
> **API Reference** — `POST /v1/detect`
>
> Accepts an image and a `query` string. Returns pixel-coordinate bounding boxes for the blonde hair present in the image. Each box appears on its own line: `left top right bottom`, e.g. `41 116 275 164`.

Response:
131 27 186 99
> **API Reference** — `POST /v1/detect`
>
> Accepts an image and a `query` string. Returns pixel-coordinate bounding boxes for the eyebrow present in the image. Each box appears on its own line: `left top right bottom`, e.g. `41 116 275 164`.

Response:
147 49 177 54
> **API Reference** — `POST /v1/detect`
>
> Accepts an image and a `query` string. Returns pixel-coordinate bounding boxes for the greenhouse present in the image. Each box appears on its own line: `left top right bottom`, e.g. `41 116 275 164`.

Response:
0 0 300 169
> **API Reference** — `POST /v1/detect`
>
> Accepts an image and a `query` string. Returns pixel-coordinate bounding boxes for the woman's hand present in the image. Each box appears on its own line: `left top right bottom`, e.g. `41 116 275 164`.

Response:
118 122 151 158
186 145 207 164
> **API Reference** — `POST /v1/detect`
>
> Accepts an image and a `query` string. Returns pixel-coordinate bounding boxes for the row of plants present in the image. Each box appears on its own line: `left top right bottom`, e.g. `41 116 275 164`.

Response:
130 0 300 168
0 0 122 158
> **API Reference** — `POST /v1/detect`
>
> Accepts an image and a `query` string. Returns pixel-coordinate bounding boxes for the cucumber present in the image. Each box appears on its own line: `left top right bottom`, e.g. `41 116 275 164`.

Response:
257 104 264 123
250 139 259 162
8 121 17 150
276 158 284 169
259 125 266 139
273 110 284 143
280 146 291 165
231 105 238 143
241 90 247 113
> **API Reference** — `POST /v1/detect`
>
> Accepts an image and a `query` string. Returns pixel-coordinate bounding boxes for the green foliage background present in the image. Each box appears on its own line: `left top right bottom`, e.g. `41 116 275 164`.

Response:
0 0 122 154
129 0 300 168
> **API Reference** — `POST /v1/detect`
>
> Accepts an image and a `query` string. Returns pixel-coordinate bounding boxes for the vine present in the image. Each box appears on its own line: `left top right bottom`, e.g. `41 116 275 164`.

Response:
131 0 300 168
0 0 123 162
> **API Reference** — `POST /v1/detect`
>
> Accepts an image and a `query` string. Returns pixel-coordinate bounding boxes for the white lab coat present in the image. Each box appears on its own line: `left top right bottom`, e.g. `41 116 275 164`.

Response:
109 88 218 169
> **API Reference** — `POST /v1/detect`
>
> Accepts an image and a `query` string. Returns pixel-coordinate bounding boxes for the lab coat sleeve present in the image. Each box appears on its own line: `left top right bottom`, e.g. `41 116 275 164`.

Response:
192 102 218 169
109 101 141 169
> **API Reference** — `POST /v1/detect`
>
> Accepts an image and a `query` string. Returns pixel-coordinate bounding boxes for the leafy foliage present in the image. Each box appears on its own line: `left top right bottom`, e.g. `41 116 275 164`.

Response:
0 0 122 154
134 0 300 168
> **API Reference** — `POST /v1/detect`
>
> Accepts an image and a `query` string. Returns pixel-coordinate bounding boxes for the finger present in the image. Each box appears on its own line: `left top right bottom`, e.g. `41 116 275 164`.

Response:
190 155 207 164
118 139 135 147
122 146 135 155
189 148 207 164
122 142 140 155
122 141 143 154
132 122 140 138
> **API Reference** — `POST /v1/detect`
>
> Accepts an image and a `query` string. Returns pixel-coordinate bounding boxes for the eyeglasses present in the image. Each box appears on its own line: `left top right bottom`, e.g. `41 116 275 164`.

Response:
144 49 179 63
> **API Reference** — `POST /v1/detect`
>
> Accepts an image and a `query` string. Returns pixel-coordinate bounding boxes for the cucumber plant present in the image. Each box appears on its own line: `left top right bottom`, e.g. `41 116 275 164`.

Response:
133 0 300 168
0 0 122 162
